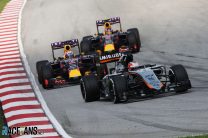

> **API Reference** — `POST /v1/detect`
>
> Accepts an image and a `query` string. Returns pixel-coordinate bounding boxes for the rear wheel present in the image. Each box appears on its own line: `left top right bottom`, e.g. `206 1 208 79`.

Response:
83 35 93 41
127 28 141 52
110 75 128 104
80 36 93 54
41 63 54 89
169 64 191 92
80 75 100 102
36 60 48 84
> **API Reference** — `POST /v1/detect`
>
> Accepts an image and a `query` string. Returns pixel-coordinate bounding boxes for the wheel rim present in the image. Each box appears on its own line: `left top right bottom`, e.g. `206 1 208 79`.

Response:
110 79 118 103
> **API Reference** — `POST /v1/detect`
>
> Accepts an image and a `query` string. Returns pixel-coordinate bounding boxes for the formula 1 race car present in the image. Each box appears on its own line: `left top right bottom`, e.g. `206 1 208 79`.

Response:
36 39 99 89
80 17 141 64
80 54 192 103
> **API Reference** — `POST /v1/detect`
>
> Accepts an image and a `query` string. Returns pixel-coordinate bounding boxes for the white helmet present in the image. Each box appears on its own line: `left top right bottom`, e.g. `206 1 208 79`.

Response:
128 62 139 70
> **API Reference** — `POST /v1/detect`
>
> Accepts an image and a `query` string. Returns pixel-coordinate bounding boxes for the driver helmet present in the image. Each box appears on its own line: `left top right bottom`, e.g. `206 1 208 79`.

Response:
64 44 71 52
128 62 139 70
104 22 112 35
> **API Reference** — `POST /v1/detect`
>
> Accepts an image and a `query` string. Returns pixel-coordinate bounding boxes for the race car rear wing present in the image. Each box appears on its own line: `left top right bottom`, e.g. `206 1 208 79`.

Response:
51 39 80 61
51 39 79 50
96 17 122 33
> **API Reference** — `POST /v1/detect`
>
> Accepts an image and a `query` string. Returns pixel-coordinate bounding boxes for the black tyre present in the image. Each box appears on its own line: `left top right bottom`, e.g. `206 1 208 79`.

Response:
80 75 100 102
36 60 48 84
110 75 128 104
41 63 54 89
83 35 93 41
80 36 93 54
127 28 141 52
169 64 192 92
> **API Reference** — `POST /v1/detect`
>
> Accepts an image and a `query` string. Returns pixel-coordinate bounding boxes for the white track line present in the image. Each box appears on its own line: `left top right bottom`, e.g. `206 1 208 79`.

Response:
1 13 19 16
0 28 17 33
5 109 44 118
8 117 49 126
0 17 17 21
0 78 29 87
1 92 34 101
3 101 39 111
0 47 19 52
0 58 20 63
0 21 17 27
0 37 17 42
0 73 26 80
0 67 24 73
0 40 17 45
0 85 32 94
0 24 17 29
17 0 71 137
0 31 17 36
0 63 22 68
0 44 18 49
0 58 21 64
0 51 19 56
0 19 17 24
0 54 20 60
0 34 17 39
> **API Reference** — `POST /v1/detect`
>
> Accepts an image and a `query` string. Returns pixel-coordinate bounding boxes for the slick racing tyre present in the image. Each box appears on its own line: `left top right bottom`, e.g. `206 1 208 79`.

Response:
169 64 192 92
127 28 141 52
80 36 93 54
36 60 48 84
41 63 54 89
83 35 93 41
110 75 128 104
80 75 100 102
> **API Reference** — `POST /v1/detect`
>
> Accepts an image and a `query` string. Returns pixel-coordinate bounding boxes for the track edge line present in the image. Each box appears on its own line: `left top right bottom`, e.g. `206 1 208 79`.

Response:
17 0 72 137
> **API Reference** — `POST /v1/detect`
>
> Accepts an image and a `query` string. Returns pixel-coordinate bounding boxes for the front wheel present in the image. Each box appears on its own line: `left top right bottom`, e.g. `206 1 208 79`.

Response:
80 36 93 54
110 75 128 104
127 28 141 53
169 64 191 93
80 75 100 102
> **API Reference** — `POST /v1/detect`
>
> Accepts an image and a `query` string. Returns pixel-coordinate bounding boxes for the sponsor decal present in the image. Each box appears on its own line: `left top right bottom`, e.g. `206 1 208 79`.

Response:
1 126 44 136
99 53 124 61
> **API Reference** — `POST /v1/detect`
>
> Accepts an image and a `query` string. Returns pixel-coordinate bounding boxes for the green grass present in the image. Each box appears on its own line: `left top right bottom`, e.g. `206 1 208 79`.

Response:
181 134 208 138
0 0 10 13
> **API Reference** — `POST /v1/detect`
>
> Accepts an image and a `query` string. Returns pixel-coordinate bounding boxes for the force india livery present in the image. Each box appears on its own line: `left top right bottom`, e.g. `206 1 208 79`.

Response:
80 54 192 104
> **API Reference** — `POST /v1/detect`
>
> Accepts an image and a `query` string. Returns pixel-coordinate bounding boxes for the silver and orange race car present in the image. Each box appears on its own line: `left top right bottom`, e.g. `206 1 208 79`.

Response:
80 54 192 104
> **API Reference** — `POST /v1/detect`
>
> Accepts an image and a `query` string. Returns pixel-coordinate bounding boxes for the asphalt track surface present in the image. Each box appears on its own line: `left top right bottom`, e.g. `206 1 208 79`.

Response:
21 0 208 138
